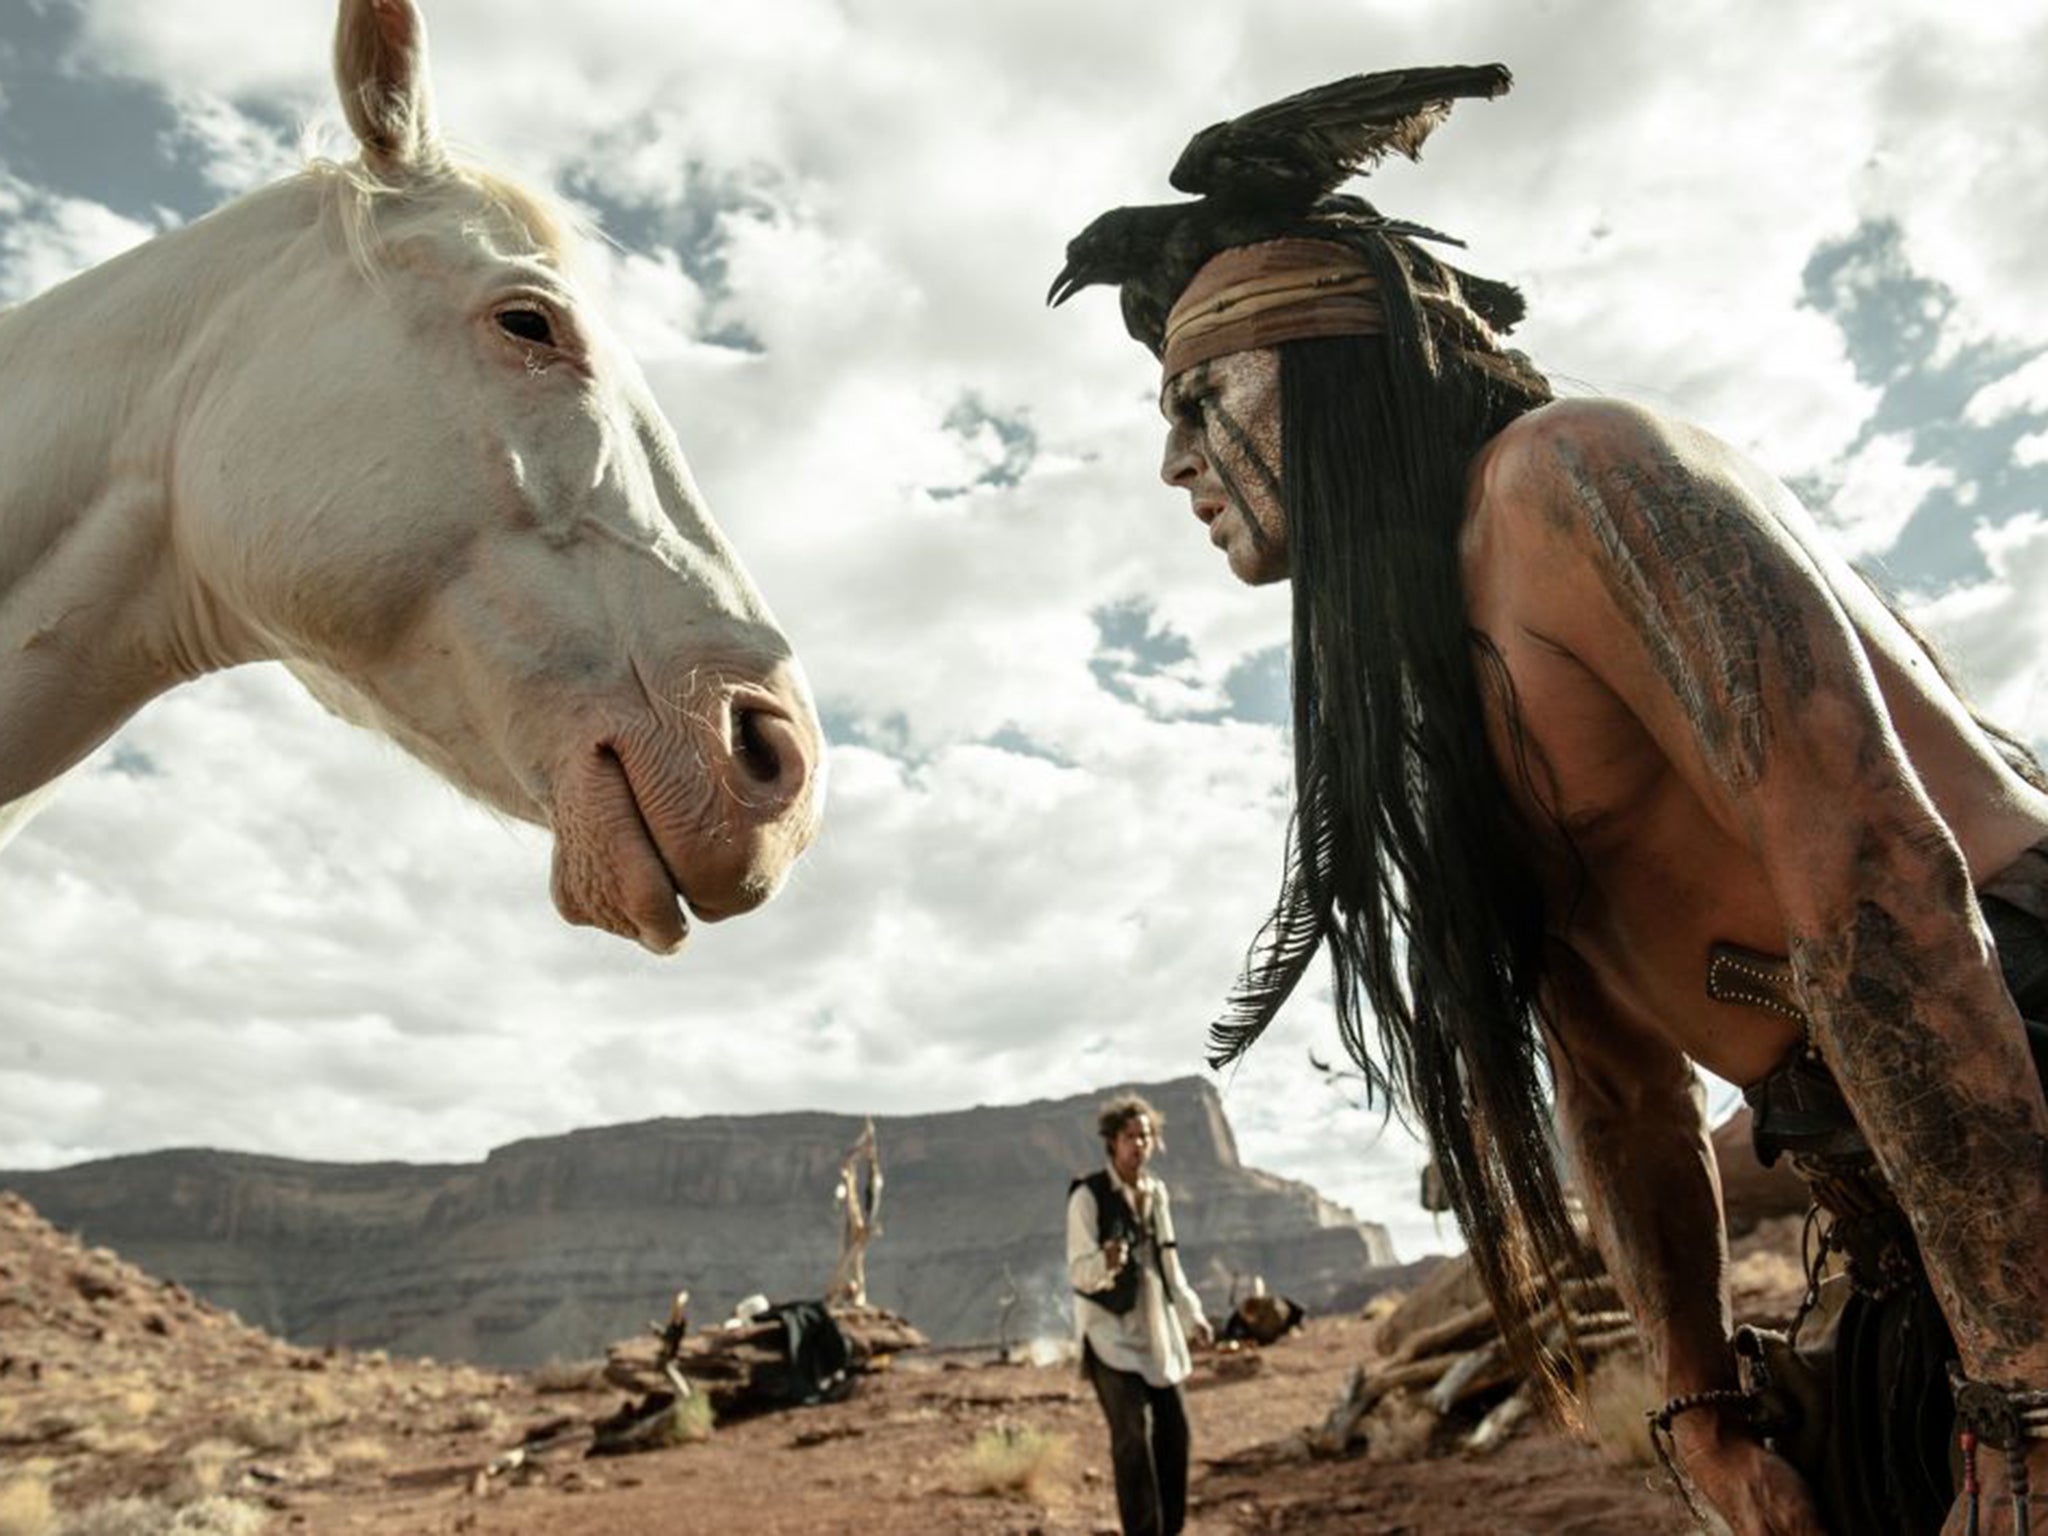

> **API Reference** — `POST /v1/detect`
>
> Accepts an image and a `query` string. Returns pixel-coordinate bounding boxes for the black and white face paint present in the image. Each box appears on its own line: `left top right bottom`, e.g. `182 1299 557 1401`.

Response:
1158 347 1288 585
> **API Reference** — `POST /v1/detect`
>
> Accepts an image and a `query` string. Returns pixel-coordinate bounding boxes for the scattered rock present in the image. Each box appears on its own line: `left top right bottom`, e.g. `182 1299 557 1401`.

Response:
70 1265 122 1302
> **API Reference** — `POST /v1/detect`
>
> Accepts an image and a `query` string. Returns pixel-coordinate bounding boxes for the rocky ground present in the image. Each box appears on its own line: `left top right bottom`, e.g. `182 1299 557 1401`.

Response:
1 1190 1806 1535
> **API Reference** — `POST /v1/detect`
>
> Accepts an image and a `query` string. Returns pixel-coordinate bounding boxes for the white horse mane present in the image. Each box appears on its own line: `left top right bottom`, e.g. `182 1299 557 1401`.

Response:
300 142 591 285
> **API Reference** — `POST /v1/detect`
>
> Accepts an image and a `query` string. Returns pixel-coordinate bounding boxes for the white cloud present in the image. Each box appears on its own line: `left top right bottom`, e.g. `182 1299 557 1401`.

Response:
2 0 2044 1268
160 89 303 193
1809 431 1955 560
1914 514 2048 745
0 171 159 301
1967 355 2048 427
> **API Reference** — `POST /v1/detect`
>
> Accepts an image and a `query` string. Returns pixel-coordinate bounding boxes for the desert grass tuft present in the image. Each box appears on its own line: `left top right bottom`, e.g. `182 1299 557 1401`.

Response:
53 1497 161 1536
222 1406 304 1457
966 1419 1069 1501
1362 1389 1438 1462
61 1495 270 1536
446 1400 508 1437
172 1441 243 1504
663 1393 715 1446
0 1473 56 1536
327 1437 390 1472
1581 1348 1660 1468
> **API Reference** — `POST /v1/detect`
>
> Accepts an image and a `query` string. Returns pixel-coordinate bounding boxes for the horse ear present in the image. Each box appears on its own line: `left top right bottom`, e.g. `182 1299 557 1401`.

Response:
334 0 441 174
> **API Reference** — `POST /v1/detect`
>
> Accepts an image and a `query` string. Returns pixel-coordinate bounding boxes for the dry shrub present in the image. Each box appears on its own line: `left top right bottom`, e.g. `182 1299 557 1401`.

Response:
55 1498 162 1536
70 1428 161 1461
285 1380 343 1427
173 1441 242 1503
327 1437 390 1472
64 1496 269 1536
528 1358 606 1394
222 1406 303 1457
445 1367 502 1400
115 1390 159 1425
1362 1390 1437 1463
446 1400 507 1437
167 1497 267 1536
966 1420 1070 1501
224 1379 348 1457
0 1474 56 1536
1581 1349 1660 1468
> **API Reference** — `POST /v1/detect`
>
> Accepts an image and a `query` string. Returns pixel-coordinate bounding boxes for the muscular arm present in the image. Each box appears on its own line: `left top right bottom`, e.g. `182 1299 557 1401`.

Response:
1543 941 1733 1404
1546 942 1826 1536
1498 399 2048 1385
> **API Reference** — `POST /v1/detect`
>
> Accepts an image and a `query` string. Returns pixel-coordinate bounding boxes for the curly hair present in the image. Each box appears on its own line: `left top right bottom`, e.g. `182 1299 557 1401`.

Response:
1095 1093 1164 1152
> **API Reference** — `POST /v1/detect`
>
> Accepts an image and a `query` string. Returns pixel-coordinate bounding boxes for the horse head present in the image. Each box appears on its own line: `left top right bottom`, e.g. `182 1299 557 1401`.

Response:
165 0 824 951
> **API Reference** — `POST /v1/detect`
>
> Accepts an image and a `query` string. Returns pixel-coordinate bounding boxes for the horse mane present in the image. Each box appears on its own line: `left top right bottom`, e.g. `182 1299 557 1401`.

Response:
301 144 591 285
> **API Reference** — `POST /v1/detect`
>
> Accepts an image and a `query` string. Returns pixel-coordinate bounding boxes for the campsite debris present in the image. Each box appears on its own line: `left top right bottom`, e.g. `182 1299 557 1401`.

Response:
605 1303 926 1406
538 1121 923 1464
577 1301 929 1461
1222 1277 1306 1347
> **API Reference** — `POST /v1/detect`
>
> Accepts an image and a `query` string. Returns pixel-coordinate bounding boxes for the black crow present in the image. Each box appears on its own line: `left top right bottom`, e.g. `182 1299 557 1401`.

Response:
1049 64 1512 354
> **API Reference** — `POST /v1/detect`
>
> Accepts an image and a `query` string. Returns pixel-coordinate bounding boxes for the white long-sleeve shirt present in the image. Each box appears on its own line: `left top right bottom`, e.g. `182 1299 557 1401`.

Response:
1065 1164 1208 1388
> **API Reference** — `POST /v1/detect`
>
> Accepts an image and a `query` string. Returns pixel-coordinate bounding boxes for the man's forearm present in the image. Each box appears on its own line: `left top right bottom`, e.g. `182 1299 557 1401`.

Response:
1792 871 2048 1383
1562 1075 1735 1400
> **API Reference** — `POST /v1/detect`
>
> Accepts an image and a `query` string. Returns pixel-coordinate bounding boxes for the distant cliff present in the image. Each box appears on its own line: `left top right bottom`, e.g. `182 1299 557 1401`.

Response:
1 1078 1395 1368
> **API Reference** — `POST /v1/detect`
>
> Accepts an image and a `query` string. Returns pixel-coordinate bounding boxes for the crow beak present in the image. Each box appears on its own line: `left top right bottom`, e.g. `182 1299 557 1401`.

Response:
1046 262 1088 307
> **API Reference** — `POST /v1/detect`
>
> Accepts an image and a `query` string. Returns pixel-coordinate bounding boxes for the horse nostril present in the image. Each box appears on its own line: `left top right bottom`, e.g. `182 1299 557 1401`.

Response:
732 704 788 790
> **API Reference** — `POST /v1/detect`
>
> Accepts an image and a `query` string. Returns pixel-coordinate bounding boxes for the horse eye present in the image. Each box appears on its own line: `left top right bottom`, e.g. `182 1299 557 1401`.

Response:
495 307 554 346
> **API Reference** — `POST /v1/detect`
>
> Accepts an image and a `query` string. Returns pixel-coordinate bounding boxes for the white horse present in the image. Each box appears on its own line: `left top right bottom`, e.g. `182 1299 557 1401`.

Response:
0 0 824 954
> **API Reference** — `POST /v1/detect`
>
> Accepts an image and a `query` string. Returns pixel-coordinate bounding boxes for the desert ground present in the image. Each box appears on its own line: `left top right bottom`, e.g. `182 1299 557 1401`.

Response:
4 1190 1807 1535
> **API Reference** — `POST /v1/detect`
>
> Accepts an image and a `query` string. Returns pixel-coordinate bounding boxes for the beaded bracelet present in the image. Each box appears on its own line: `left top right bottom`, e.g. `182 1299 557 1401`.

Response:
1646 1387 1761 1529
1949 1367 2048 1536
1648 1387 1757 1437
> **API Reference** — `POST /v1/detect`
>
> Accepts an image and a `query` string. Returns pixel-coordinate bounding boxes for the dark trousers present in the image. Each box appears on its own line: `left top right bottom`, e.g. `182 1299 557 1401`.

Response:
1083 1339 1190 1536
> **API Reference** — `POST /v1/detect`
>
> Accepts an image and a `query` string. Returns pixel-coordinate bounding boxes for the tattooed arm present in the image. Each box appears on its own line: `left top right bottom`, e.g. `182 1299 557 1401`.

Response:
1492 398 2048 1394
1544 942 1826 1536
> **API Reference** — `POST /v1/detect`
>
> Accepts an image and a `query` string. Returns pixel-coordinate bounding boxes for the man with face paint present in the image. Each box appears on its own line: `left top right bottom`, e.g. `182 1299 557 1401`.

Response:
1053 68 2048 1536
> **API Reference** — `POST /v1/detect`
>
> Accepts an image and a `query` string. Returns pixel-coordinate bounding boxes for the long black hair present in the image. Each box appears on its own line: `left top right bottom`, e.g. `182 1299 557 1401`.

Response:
1206 228 1584 1383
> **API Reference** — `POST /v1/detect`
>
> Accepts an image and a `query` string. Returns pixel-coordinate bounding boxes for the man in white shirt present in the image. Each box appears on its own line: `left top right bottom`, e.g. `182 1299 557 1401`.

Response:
1067 1094 1214 1536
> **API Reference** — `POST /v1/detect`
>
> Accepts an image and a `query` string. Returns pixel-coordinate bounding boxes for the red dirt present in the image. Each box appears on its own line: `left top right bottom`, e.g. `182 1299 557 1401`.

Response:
0 1190 1737 1534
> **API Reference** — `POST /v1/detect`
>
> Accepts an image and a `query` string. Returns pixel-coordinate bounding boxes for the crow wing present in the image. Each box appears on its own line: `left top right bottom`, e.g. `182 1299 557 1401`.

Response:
1169 63 1512 202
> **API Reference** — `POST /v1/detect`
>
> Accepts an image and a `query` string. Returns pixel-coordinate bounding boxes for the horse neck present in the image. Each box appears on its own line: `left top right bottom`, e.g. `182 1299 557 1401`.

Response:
0 177 323 823
0 179 322 592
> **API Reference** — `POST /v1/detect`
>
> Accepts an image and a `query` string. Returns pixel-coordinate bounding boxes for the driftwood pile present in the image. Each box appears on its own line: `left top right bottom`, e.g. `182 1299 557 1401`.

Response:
1307 1271 1640 1461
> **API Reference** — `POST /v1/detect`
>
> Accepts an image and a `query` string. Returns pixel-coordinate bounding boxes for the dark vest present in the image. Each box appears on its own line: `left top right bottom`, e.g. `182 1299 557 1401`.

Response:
1069 1169 1171 1317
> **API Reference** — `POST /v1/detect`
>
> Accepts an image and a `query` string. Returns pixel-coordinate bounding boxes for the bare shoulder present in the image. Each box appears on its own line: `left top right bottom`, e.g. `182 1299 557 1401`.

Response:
1483 395 1679 474
1465 397 1808 617
1472 397 1755 531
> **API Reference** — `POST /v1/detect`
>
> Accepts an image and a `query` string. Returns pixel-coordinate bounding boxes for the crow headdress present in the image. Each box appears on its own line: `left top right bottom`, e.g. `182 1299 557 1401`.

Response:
1047 64 1521 358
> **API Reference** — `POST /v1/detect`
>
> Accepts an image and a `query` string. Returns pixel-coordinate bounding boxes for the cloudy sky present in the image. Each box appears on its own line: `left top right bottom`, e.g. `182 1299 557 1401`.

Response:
2 0 2045 1265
